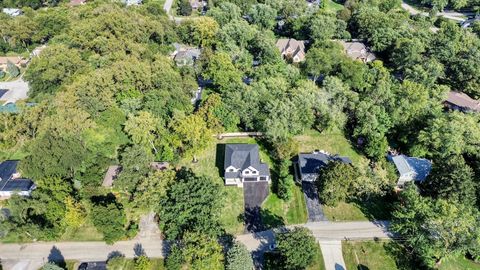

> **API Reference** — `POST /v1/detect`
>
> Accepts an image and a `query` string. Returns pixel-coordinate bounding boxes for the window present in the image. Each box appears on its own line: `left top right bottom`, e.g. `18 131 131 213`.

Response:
244 171 250 174
252 170 257 174
260 177 267 181
228 168 234 172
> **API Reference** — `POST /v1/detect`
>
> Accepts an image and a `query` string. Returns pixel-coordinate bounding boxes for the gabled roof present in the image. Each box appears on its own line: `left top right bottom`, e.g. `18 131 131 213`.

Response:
224 144 270 177
445 91 480 112
102 165 121 187
298 152 352 175
390 155 431 182
339 40 376 62
276 38 306 61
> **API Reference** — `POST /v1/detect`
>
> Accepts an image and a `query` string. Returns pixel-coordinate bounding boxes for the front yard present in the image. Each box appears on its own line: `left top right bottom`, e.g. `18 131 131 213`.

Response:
343 240 398 270
262 183 308 226
323 198 392 222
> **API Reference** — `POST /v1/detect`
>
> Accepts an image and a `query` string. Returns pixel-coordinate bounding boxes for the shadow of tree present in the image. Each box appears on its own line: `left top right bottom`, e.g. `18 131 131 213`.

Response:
47 246 65 268
215 143 225 178
240 206 285 233
356 264 369 270
384 241 426 270
107 251 124 260
134 243 145 257
348 193 396 221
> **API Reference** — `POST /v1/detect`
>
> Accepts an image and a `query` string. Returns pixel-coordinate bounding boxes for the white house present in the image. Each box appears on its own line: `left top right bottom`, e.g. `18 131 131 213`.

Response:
224 144 270 187
389 155 432 188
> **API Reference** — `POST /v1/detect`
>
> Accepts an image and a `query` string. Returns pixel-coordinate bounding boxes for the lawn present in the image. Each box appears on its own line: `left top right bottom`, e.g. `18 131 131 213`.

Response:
343 240 398 270
262 184 307 226
439 254 480 270
307 243 326 270
60 221 104 241
178 137 273 235
324 0 344 13
294 129 363 163
323 198 392 221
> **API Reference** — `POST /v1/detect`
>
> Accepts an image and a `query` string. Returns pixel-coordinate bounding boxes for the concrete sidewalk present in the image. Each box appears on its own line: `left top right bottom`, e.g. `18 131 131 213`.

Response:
319 240 346 270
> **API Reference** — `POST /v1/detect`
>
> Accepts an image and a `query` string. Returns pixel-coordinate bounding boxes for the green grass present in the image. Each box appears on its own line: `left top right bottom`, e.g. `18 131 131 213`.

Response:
307 243 326 270
324 0 344 13
262 184 307 225
343 240 398 270
60 221 104 241
439 254 480 270
178 137 273 234
294 129 363 163
323 198 393 221
65 260 78 270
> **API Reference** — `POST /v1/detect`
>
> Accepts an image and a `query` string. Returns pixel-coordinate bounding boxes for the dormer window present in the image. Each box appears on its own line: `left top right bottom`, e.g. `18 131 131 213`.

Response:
252 170 257 174
245 171 250 174
228 168 234 172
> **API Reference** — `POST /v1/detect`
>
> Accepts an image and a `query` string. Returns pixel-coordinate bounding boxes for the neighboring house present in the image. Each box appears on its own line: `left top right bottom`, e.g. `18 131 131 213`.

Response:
295 150 352 182
339 40 376 63
190 0 206 10
0 160 35 198
444 91 480 113
461 15 480 28
31 45 47 58
69 0 87 6
123 0 142 6
224 144 270 187
171 43 202 66
276 38 306 63
389 155 432 188
2 8 22 17
0 56 28 71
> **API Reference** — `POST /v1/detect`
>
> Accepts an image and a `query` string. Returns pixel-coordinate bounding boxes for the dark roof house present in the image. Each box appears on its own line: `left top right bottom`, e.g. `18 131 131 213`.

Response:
0 160 35 197
224 144 270 187
296 151 352 182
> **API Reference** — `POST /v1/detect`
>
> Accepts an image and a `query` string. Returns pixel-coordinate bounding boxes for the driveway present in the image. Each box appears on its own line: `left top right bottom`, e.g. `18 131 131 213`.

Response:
319 240 346 270
302 182 327 222
0 79 29 104
243 181 269 233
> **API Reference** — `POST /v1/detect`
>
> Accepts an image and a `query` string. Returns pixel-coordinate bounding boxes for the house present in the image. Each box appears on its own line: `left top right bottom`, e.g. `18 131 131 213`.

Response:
224 144 270 187
0 160 35 198
339 40 376 63
389 155 432 188
276 38 306 63
190 0 206 10
0 56 28 71
69 0 87 6
295 150 352 182
171 43 202 66
461 15 480 28
31 45 47 58
444 91 480 113
78 262 107 270
2 8 22 17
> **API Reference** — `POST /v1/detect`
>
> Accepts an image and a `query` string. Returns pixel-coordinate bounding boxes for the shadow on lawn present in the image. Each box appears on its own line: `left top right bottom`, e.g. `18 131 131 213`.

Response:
348 193 396 221
215 143 225 178
240 207 285 233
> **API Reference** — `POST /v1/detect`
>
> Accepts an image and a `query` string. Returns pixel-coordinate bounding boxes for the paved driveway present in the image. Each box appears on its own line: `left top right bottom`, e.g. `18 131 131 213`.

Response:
0 79 29 104
243 181 269 233
302 182 327 222
319 240 346 270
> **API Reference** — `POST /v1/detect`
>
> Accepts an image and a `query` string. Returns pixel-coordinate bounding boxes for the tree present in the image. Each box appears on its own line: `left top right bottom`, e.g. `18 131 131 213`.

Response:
177 0 192 16
276 159 293 200
206 2 242 26
203 52 242 88
158 168 223 240
42 262 63 270
133 170 176 210
225 241 254 270
248 4 277 30
317 161 359 206
421 155 476 206
392 186 480 267
178 17 219 47
115 145 154 193
135 255 151 270
6 61 19 77
24 44 86 97
274 227 319 270
91 195 126 244
182 231 224 270
124 111 161 154
62 196 85 229
172 114 212 162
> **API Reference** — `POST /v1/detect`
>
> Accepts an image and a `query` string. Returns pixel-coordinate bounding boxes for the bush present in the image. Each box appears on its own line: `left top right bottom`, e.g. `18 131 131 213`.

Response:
177 0 192 16
90 194 126 244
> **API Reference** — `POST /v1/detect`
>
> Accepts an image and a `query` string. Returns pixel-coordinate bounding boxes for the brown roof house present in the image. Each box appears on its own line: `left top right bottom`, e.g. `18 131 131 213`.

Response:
339 40 376 63
444 91 480 113
276 38 306 63
0 56 28 71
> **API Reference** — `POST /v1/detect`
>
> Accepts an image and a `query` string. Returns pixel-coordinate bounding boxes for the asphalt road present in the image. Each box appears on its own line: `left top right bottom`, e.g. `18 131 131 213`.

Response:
401 1 471 22
0 221 392 270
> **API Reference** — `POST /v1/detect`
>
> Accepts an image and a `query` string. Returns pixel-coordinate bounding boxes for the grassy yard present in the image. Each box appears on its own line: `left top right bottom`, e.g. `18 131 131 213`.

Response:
439 254 480 270
323 198 392 221
60 221 103 241
262 184 307 226
343 240 398 270
294 129 363 163
178 137 273 235
307 243 326 270
324 0 344 13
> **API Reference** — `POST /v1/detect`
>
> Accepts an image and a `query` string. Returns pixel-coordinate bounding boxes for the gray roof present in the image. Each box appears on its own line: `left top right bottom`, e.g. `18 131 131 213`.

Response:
390 155 432 182
297 152 352 181
224 144 270 177
0 160 34 192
